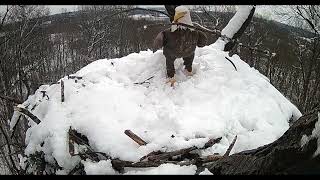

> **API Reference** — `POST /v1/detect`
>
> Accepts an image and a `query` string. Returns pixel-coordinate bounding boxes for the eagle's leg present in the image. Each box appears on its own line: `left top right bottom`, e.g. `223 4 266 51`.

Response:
183 53 194 76
165 55 177 87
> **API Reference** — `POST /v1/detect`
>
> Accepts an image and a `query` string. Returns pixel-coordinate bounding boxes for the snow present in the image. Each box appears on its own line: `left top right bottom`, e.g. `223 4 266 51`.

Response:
199 168 213 175
124 164 196 175
82 160 118 175
221 5 254 39
16 42 301 174
215 5 254 50
18 154 27 170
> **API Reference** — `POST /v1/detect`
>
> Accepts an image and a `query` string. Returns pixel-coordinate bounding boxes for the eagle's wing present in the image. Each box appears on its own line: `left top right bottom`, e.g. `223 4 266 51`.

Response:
197 31 208 48
153 31 164 52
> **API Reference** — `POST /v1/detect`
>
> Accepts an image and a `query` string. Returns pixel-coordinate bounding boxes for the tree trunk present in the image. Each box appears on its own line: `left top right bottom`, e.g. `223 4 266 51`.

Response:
224 6 256 51
206 107 320 175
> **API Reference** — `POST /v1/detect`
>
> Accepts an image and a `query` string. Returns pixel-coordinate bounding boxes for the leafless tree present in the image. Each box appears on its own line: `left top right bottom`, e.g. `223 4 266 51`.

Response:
283 6 320 112
0 5 49 174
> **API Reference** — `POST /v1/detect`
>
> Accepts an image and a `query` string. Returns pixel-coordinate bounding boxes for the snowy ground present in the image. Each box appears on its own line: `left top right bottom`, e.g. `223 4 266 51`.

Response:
12 42 302 174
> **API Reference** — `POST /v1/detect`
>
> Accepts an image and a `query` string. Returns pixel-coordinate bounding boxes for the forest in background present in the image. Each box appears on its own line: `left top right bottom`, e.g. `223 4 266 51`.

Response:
0 5 319 174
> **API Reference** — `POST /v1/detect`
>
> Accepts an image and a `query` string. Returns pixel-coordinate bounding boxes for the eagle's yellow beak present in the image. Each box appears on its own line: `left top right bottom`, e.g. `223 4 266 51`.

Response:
173 11 187 22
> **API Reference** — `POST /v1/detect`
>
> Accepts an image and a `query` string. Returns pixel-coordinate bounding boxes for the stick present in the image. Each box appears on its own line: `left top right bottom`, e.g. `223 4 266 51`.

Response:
202 137 222 149
61 80 64 102
13 107 108 163
68 75 82 80
11 108 104 162
140 151 162 161
133 76 154 85
40 91 49 100
124 130 147 146
113 155 223 170
146 137 222 162
14 106 41 124
72 152 110 157
201 155 223 163
112 159 161 169
172 22 275 57
68 128 108 161
225 57 238 71
147 147 196 162
224 135 237 157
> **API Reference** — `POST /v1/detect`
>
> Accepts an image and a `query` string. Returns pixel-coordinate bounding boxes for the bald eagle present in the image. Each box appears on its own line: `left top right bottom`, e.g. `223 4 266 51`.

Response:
153 6 207 87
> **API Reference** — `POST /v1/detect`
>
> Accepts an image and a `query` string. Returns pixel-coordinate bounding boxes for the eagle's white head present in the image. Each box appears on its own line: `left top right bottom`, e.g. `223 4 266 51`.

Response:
171 6 193 32
173 6 193 25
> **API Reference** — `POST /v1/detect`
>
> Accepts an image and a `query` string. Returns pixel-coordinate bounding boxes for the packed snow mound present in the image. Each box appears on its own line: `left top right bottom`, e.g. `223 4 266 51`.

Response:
17 43 302 174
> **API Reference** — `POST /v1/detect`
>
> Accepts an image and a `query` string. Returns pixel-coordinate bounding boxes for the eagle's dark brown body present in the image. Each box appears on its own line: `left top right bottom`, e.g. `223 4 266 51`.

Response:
153 28 207 78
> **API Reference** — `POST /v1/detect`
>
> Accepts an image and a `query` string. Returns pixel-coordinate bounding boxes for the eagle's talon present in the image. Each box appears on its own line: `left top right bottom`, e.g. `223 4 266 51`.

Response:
166 78 176 87
184 69 193 76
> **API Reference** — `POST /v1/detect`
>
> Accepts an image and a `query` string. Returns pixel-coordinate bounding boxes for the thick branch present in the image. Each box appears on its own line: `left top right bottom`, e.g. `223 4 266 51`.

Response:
112 159 162 168
224 6 256 51
14 106 41 124
124 130 147 146
147 147 197 162
144 137 222 162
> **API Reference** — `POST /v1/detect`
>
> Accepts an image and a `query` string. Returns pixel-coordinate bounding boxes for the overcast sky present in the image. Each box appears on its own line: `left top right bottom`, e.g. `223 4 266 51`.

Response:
47 5 78 14
0 5 290 24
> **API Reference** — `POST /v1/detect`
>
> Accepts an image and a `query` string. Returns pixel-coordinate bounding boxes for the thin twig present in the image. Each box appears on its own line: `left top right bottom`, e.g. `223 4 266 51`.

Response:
224 135 237 157
225 57 238 71
72 151 110 158
133 76 154 85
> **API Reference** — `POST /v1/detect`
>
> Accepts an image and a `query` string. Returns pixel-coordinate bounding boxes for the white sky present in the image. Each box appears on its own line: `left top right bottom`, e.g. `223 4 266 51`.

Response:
46 5 289 24
0 5 289 24
48 5 78 14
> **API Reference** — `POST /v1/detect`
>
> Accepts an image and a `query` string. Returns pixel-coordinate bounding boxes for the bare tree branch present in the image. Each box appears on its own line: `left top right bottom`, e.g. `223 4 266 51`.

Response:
0 125 18 174
13 106 41 124
0 95 23 104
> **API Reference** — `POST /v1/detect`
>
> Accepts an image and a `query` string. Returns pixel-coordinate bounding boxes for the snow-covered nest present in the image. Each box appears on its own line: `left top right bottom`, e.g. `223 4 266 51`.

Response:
12 42 302 174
